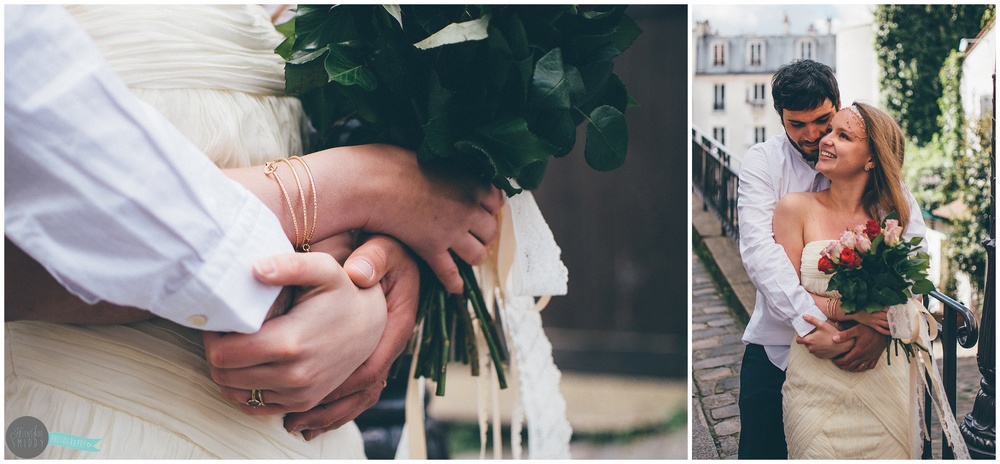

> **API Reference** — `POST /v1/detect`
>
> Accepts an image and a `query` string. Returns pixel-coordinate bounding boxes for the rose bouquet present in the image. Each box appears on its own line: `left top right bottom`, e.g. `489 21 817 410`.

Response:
276 5 639 394
819 216 936 361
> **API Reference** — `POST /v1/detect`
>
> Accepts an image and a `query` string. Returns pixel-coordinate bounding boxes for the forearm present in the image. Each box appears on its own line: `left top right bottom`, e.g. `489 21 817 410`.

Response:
223 146 393 246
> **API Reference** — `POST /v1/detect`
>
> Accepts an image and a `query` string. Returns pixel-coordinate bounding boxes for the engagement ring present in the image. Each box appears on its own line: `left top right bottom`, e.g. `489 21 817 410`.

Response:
247 389 265 407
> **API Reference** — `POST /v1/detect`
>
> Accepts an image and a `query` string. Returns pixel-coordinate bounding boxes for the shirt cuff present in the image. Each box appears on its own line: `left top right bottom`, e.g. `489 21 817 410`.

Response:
154 181 293 333
791 305 828 338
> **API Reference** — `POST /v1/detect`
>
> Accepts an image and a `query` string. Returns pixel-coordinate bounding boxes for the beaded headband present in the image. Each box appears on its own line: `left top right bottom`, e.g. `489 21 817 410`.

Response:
845 105 868 140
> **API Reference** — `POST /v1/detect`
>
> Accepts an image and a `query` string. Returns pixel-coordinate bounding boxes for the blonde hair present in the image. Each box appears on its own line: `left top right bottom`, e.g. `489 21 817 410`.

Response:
853 102 910 230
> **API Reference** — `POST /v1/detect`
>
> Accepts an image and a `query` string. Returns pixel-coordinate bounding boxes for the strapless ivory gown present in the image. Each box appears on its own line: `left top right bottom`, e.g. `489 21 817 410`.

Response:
4 5 365 458
782 240 916 459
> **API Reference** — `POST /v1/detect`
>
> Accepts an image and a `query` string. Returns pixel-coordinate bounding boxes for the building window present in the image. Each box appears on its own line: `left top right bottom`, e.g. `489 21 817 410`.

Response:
713 127 726 146
754 126 766 144
712 42 726 66
747 82 766 106
797 39 816 60
713 84 725 110
747 40 764 66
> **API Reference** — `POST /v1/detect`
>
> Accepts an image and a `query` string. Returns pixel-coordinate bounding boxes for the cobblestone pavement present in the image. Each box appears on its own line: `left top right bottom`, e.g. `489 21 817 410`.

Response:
691 252 744 459
691 251 988 460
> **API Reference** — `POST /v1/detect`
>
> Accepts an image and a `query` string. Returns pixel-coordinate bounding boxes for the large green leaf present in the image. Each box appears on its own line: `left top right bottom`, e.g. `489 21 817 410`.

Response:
529 48 571 110
474 117 557 176
529 110 577 156
285 51 330 95
324 45 377 91
609 14 642 53
515 159 548 190
584 105 627 171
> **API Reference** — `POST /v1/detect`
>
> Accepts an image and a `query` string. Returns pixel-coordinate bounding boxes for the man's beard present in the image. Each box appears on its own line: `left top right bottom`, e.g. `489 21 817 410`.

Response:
787 134 819 163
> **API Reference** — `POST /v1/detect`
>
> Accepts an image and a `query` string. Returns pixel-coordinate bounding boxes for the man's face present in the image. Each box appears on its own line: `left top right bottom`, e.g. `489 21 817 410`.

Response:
780 98 837 162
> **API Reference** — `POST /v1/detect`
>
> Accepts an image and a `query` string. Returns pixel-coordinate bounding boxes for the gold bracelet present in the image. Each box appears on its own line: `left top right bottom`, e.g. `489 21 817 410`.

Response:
290 156 317 252
275 158 307 250
264 160 300 247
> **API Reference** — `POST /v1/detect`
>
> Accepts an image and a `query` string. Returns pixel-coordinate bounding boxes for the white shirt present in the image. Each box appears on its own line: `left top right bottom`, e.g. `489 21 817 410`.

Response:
4 5 293 333
738 135 927 370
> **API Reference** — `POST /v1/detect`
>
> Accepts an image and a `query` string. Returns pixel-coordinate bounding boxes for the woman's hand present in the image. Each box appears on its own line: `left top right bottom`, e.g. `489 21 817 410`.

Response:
283 234 420 440
224 144 504 294
333 144 503 293
203 252 387 414
795 314 855 359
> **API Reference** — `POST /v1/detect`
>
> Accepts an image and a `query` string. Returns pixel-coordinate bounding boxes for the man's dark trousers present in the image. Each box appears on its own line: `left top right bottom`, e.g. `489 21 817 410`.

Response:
738 343 787 459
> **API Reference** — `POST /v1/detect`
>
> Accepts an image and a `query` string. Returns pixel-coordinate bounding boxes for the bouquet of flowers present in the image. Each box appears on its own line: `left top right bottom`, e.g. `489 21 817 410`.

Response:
276 5 639 394
818 216 936 360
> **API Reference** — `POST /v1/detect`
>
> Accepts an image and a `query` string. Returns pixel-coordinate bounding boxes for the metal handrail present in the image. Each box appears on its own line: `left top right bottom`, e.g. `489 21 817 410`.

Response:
922 291 980 459
692 127 741 241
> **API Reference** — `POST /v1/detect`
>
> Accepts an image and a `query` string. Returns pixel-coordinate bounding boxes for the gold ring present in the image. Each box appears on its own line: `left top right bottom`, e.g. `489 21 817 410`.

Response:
247 389 265 407
381 379 388 388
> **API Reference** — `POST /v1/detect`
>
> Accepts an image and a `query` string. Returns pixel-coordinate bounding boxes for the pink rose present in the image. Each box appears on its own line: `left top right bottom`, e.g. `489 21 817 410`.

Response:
855 232 872 253
839 230 857 250
822 241 844 262
883 219 902 246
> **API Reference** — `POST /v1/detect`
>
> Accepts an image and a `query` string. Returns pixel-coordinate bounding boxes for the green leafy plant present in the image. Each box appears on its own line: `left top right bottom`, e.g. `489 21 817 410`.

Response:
277 4 640 394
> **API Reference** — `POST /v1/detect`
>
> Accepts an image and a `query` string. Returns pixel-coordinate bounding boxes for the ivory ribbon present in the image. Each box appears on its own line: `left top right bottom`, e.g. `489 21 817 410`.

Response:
395 190 572 459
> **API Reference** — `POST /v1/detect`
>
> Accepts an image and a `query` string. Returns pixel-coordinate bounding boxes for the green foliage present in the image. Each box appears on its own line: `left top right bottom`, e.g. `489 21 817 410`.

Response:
903 137 951 210
874 4 990 145
944 114 992 295
280 4 639 196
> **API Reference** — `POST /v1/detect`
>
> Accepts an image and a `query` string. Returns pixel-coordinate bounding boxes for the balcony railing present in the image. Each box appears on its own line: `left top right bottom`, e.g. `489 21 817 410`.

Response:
692 126 740 241
923 291 980 459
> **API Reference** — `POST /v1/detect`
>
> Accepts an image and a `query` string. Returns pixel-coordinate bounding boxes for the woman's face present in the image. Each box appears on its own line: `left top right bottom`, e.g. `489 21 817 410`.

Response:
816 108 872 178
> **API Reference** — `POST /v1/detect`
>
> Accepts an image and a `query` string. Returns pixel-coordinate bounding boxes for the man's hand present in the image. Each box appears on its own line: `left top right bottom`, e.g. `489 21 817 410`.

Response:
831 323 888 372
203 252 387 414
283 235 420 440
795 314 854 359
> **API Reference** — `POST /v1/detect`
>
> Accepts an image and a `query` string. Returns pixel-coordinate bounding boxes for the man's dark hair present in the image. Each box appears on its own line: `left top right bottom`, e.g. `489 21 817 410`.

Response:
771 59 840 117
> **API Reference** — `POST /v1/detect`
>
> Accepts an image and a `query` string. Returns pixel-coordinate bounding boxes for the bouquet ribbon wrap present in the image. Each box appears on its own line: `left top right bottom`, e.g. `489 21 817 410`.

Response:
889 300 970 459
397 191 572 459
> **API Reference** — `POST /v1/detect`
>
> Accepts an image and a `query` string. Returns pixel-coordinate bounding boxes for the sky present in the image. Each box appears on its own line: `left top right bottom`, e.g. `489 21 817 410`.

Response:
690 4 877 36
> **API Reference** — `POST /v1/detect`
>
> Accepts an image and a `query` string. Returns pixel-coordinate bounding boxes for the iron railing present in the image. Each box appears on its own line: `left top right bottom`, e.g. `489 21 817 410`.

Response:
923 291 980 459
692 127 740 241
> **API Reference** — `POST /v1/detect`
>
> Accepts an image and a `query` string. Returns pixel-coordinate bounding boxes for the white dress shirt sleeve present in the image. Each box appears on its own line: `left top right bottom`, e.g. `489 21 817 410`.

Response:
737 146 828 337
901 187 929 253
4 4 293 333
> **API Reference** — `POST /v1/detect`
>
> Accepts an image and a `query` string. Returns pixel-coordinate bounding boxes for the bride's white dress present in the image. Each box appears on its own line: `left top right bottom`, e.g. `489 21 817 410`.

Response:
4 5 365 458
782 240 914 459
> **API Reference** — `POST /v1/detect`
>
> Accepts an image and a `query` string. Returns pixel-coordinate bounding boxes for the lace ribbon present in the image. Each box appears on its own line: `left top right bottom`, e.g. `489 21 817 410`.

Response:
396 191 572 459
890 299 971 459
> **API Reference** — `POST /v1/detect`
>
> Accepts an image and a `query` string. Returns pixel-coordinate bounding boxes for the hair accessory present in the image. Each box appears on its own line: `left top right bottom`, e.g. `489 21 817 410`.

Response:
845 105 869 140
